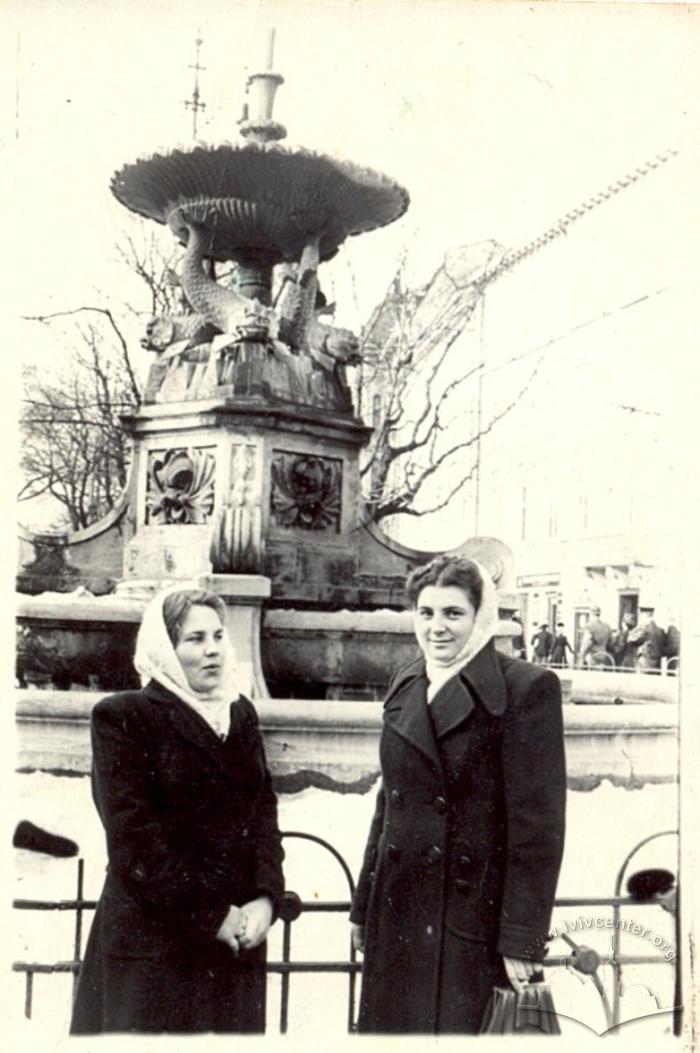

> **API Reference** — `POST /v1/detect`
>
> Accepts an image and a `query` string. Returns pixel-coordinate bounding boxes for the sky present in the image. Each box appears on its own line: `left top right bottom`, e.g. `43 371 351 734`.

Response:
7 1 700 320
5 0 700 529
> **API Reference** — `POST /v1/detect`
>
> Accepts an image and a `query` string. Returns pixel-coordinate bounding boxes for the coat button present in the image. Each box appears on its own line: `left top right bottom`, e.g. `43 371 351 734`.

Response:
390 789 404 809
459 855 472 869
455 879 470 894
434 796 447 814
427 845 443 865
387 844 401 862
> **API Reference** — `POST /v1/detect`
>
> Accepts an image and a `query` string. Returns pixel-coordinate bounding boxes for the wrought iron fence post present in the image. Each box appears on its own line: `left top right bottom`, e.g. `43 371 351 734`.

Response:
72 858 84 1002
24 971 34 1020
280 917 292 1033
348 939 358 1032
612 830 678 1032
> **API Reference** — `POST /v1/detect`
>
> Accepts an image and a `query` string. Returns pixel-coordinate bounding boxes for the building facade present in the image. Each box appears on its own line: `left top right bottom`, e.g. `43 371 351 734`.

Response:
360 141 694 649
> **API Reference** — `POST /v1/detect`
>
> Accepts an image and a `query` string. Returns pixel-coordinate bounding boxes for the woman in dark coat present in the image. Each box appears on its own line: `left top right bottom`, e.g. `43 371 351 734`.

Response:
70 588 285 1034
350 556 566 1034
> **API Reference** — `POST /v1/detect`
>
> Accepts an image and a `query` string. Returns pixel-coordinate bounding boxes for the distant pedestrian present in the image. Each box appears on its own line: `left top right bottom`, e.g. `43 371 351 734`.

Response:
610 611 640 670
580 607 612 669
531 623 554 665
511 613 526 659
630 610 666 672
665 620 680 661
665 619 680 675
550 623 574 667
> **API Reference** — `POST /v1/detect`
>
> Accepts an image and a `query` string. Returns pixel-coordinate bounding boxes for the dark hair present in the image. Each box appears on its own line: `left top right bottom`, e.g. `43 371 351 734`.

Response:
162 590 226 646
406 555 483 611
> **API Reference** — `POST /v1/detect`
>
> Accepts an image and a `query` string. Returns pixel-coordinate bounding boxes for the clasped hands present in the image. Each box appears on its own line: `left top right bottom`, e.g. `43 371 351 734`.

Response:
216 896 273 955
351 925 541 994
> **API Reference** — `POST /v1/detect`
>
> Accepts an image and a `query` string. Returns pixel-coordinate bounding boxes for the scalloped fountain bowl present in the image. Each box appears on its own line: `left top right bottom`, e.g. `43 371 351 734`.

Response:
111 141 410 263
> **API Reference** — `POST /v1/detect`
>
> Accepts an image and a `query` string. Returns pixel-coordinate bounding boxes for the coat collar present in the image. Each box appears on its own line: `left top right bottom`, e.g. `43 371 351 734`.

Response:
142 678 231 756
387 641 507 725
458 641 508 717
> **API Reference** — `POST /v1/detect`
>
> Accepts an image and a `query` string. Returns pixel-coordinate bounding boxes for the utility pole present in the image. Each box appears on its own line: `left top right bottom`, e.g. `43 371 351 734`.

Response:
473 294 486 535
184 33 206 139
15 31 21 141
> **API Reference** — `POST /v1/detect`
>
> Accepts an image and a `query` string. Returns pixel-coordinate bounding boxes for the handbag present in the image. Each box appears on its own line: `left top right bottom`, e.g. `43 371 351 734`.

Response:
479 983 561 1035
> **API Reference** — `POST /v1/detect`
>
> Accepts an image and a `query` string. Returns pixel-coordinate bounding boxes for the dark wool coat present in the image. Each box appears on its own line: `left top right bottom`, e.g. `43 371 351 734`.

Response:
70 680 285 1035
350 643 566 1034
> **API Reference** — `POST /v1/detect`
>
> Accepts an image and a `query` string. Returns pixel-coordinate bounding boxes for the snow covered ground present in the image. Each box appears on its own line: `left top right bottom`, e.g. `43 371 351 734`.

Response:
11 772 679 1041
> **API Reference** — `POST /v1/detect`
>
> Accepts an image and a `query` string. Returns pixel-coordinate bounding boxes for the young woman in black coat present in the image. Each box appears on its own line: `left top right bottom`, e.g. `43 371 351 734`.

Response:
70 588 285 1034
350 556 566 1034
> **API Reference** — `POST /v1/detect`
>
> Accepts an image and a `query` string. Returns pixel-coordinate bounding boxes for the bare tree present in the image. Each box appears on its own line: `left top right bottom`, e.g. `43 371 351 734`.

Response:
20 221 179 529
358 242 541 524
19 324 138 530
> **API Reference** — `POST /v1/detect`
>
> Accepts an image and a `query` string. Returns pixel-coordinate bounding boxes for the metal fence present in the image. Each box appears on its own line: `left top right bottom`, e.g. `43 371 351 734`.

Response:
13 829 679 1034
548 656 678 675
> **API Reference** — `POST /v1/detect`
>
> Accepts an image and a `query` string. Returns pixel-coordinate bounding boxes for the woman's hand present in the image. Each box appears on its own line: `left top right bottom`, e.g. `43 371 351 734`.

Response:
350 923 365 953
216 904 244 954
237 896 273 950
502 956 543 993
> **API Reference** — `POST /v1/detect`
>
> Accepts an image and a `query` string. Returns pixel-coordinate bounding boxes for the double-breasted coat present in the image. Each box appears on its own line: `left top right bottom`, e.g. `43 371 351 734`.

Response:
350 642 566 1034
70 680 285 1035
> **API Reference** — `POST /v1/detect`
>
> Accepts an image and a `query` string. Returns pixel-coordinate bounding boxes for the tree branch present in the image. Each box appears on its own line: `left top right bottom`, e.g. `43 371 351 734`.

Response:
23 306 141 405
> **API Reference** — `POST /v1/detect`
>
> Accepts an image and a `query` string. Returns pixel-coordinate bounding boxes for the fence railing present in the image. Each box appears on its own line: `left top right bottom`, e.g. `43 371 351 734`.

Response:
545 656 678 675
13 830 679 1034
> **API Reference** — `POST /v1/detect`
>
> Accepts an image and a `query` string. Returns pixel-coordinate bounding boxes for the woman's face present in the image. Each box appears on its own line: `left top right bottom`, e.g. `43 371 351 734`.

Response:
414 584 477 663
174 605 225 693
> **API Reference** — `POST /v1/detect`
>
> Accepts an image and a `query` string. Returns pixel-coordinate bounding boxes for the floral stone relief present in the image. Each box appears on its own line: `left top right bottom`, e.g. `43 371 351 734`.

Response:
270 451 342 532
145 447 216 525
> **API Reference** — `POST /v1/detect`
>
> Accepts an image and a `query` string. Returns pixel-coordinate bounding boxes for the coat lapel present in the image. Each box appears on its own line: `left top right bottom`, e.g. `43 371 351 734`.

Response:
142 679 226 759
429 675 476 739
459 641 508 717
427 643 508 787
431 641 507 739
390 642 507 747
384 666 442 774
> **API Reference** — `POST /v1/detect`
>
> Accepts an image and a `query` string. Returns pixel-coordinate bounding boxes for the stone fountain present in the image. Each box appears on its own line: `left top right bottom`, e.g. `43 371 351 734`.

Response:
14 38 677 788
110 52 409 603
17 40 523 701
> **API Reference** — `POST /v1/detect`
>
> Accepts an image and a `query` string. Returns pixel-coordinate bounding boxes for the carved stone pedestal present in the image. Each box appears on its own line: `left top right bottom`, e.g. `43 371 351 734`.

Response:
205 573 271 698
119 396 372 607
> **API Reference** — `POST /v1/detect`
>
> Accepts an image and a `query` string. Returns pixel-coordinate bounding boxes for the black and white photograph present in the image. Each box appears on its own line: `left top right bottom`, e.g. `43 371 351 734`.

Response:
6 0 699 1046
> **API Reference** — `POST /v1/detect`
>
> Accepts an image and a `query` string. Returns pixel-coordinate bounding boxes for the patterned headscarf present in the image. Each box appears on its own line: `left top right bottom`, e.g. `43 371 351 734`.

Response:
134 587 241 737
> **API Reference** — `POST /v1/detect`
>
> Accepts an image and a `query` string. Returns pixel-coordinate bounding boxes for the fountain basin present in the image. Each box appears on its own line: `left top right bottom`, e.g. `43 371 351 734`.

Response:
15 691 678 791
111 142 410 263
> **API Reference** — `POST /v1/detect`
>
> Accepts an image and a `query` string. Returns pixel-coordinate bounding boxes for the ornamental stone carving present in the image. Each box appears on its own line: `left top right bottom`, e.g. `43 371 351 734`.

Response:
210 443 264 573
270 451 342 532
145 447 216 525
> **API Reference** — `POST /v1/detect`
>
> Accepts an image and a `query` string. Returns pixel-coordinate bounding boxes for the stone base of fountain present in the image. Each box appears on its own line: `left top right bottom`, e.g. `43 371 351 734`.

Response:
15 688 678 792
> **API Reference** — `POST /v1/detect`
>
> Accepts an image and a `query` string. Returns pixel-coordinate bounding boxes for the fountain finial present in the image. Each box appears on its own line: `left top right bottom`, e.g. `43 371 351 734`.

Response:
239 28 287 144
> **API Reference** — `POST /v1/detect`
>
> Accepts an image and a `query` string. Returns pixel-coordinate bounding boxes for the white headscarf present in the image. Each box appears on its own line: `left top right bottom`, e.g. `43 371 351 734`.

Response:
417 561 500 703
134 587 241 738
